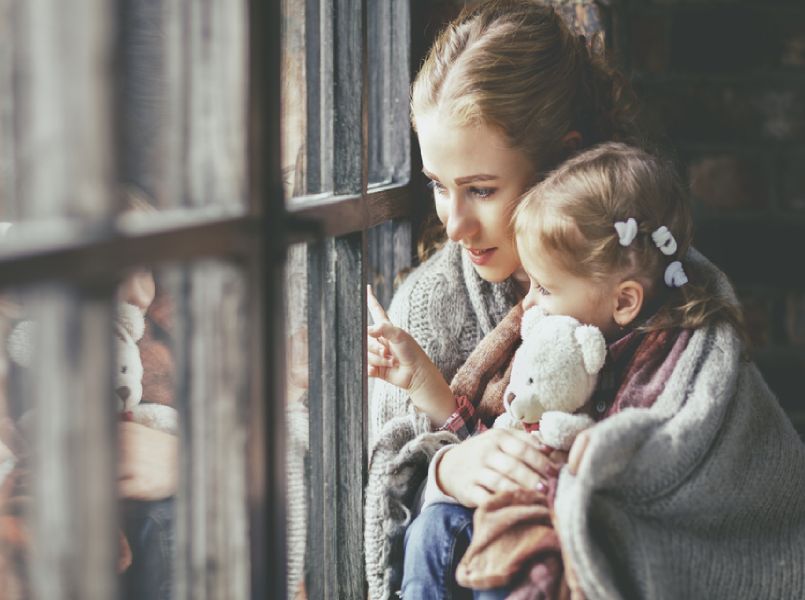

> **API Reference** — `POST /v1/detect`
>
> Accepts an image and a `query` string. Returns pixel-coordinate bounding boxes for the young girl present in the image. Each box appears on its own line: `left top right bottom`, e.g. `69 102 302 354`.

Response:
369 142 805 598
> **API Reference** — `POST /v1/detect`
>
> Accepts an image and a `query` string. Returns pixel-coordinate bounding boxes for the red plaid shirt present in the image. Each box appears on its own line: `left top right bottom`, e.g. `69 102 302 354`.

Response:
439 395 488 440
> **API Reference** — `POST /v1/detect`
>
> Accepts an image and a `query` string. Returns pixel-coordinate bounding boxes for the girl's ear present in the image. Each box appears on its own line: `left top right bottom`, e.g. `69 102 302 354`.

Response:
613 280 644 327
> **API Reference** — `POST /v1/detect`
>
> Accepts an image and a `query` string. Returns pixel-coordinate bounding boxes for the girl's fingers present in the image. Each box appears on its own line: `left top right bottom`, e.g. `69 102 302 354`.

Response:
366 285 390 325
367 351 395 368
368 337 391 357
368 320 404 343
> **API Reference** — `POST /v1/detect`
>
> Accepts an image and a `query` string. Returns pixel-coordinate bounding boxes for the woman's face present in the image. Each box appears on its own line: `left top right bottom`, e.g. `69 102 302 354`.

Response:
416 112 535 285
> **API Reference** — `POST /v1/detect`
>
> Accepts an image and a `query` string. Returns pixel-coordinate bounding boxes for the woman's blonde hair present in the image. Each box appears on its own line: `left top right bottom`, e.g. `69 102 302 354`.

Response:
514 142 745 335
411 0 642 260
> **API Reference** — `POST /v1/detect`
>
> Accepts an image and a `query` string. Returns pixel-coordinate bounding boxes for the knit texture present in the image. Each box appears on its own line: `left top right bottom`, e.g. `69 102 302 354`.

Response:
366 241 518 599
365 248 805 600
554 256 805 599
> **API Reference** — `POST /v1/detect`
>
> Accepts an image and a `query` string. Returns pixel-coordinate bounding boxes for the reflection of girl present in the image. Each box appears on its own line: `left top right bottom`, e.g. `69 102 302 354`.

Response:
373 143 805 598
365 2 643 597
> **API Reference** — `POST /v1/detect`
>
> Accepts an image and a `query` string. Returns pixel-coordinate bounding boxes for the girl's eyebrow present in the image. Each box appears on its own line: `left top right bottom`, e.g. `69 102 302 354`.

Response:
422 168 499 186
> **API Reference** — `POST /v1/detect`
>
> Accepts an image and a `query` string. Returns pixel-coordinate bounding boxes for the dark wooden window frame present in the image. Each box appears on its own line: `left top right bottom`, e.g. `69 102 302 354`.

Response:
0 0 414 598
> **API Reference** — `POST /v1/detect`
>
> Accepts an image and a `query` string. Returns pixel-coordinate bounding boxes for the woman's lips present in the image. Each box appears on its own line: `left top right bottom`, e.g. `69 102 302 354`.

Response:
466 246 497 266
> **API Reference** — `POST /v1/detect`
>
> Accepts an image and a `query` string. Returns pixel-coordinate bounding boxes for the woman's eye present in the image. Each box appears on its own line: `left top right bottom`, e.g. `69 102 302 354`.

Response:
427 180 446 197
470 186 495 199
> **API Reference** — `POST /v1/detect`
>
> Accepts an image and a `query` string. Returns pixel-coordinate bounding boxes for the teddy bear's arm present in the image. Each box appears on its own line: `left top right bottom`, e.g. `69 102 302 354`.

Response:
539 411 595 451
128 404 179 435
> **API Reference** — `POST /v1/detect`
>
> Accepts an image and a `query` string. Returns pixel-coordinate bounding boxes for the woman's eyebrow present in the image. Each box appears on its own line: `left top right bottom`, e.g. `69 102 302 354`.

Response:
421 168 499 186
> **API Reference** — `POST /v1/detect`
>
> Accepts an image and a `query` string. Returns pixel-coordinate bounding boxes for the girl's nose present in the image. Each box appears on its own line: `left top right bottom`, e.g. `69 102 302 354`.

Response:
444 196 478 242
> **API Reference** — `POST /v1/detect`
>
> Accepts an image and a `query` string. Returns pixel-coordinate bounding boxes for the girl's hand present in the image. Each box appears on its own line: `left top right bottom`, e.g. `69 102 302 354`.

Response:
436 428 563 507
366 285 423 390
118 421 178 501
366 286 455 423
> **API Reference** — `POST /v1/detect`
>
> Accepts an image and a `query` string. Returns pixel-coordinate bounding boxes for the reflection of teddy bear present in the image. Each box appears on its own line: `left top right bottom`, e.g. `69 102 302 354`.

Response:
116 302 178 434
6 302 178 434
494 307 607 451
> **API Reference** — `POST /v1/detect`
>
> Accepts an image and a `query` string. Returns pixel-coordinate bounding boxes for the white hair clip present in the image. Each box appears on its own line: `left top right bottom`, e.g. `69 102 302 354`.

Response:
614 218 638 247
664 261 688 288
652 226 677 256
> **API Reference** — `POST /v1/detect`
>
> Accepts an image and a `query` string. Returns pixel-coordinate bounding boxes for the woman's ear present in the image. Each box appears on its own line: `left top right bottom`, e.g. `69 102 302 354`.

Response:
613 280 644 327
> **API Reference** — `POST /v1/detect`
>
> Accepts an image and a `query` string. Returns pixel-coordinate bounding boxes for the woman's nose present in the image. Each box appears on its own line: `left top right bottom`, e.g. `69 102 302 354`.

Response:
444 196 478 242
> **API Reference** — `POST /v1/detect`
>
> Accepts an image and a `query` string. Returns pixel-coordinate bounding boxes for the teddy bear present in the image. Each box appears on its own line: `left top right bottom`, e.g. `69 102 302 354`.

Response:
493 306 607 451
6 302 178 435
115 302 178 434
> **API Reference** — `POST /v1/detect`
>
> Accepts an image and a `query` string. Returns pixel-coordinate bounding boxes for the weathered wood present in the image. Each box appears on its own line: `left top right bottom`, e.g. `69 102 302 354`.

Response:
0 0 16 220
367 0 411 185
307 232 367 600
250 0 288 598
333 0 364 195
184 0 248 209
0 213 258 289
174 263 251 600
27 292 117 600
13 0 115 221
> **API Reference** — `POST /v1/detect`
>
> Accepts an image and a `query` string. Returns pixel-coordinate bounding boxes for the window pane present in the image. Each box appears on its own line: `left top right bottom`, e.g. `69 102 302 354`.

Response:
281 1 309 200
122 0 248 212
0 1 116 224
0 287 117 599
284 243 308 600
368 0 411 187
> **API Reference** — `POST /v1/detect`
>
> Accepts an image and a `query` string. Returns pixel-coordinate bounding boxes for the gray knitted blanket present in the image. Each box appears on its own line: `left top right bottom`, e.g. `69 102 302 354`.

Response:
365 250 805 599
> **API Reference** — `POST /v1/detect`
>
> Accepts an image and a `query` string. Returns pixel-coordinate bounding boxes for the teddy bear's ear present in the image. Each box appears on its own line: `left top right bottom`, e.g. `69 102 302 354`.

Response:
520 306 546 339
117 302 145 342
574 325 607 375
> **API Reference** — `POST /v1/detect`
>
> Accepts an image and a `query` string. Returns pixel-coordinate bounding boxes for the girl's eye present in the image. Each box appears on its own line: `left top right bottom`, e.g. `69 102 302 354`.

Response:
470 186 495 199
427 180 446 197
537 284 550 296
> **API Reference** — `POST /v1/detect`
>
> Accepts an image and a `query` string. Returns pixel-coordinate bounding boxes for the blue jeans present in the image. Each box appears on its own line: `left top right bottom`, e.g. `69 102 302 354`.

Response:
120 498 174 600
402 502 511 600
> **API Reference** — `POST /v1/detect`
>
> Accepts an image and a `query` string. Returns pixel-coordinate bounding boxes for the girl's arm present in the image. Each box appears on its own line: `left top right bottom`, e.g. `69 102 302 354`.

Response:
367 287 457 425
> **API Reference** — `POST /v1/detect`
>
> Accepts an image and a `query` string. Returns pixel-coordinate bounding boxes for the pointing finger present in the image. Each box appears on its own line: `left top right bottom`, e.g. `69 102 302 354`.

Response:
367 285 390 325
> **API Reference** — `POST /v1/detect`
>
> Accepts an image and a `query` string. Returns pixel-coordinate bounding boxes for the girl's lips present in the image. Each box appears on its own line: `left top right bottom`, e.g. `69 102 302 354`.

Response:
466 246 497 266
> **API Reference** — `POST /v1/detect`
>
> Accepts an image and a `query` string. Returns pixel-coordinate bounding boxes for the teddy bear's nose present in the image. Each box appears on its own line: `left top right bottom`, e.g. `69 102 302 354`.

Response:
116 386 131 402
505 391 516 406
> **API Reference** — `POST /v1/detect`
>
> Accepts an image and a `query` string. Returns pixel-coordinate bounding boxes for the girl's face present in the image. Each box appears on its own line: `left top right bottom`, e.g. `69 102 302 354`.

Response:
518 239 622 339
416 111 535 287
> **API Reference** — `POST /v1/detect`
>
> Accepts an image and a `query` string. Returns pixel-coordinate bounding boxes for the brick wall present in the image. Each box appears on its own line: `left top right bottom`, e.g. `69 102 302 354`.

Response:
614 0 805 434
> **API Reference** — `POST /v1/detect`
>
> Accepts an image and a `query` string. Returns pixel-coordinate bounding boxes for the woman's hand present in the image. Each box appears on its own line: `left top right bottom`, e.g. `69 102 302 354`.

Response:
436 428 563 507
366 286 455 423
118 421 178 501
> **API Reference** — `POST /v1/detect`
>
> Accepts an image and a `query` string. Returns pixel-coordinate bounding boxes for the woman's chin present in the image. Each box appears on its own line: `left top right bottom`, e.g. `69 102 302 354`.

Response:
470 261 516 284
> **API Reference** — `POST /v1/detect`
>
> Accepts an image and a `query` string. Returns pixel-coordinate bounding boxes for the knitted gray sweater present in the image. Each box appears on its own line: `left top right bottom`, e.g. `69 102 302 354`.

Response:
365 248 805 599
365 240 518 598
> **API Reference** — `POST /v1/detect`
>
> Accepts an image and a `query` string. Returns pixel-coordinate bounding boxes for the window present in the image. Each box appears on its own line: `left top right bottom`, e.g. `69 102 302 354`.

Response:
281 0 414 597
0 0 415 599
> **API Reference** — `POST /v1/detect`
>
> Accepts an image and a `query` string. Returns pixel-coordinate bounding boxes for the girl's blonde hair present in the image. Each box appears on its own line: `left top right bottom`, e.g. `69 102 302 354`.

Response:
411 0 642 260
514 142 744 335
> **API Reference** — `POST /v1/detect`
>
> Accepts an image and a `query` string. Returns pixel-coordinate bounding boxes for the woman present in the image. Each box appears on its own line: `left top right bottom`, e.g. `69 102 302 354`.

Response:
365 1 642 597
